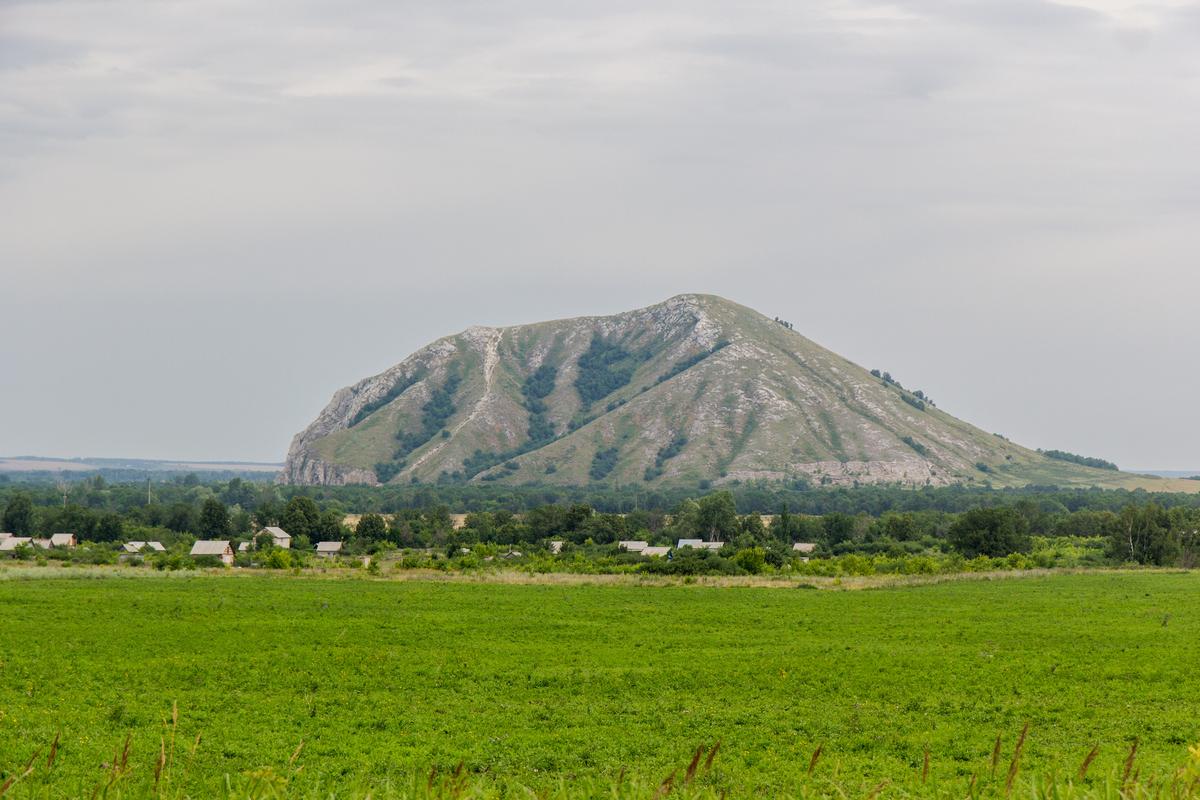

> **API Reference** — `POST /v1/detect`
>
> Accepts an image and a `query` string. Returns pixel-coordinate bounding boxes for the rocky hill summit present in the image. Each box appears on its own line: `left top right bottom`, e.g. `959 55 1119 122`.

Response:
281 294 1128 489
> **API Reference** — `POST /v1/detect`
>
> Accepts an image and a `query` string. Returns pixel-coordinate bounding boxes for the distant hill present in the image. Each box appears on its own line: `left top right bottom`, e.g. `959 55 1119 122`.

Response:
281 294 1197 492
0 456 280 483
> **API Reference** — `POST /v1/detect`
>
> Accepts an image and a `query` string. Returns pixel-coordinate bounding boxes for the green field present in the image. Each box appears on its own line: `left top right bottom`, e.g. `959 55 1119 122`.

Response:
2 571 1199 797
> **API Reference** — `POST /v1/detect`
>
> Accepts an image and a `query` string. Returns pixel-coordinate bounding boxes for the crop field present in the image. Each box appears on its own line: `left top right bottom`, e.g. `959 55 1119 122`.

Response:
1 571 1200 797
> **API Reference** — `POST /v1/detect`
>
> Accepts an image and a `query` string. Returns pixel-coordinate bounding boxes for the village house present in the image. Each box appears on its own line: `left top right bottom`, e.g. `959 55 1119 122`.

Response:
315 541 343 557
617 540 649 552
49 533 77 548
641 546 671 557
548 540 564 554
792 541 817 562
190 540 235 566
677 539 723 550
123 541 166 554
257 526 291 548
0 537 32 554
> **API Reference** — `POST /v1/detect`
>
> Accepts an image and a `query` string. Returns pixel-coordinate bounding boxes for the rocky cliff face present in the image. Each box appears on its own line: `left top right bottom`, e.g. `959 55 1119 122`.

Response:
280 294 1119 489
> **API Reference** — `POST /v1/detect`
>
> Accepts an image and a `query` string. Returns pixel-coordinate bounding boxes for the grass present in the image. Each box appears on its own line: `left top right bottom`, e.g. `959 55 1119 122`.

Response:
2 572 1200 797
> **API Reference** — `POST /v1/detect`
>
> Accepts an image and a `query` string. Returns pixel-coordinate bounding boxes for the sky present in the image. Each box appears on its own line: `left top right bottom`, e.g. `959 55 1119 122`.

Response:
1 0 1198 469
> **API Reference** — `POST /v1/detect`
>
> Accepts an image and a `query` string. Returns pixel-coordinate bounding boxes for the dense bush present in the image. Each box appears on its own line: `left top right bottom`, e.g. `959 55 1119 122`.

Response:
394 365 463 459
640 548 738 576
589 448 619 482
349 372 421 427
644 434 688 481
522 364 558 445
655 340 729 385
1040 449 1119 471
574 335 647 408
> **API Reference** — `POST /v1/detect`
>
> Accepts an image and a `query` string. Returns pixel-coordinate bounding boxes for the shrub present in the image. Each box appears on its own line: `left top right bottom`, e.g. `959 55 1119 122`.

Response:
640 549 738 576
1039 449 1119 471
589 448 619 482
574 335 648 408
732 547 766 574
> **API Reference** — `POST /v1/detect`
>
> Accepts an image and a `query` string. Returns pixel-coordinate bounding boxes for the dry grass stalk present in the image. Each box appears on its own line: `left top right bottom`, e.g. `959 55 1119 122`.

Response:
1077 745 1099 781
867 779 890 799
808 743 824 777
426 766 438 793
1004 723 1030 796
704 741 721 773
0 746 40 800
922 746 930 784
656 770 676 797
47 732 59 770
990 735 1003 779
449 760 467 799
1121 739 1139 789
289 739 305 767
684 746 704 785
966 772 978 798
154 736 166 790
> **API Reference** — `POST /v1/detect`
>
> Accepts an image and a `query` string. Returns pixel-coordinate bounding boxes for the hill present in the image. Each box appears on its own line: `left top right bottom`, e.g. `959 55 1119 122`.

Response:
281 294 1189 491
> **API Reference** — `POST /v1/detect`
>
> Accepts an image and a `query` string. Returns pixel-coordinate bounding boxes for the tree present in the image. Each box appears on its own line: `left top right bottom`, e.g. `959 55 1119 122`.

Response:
1108 504 1173 565
281 496 321 539
948 508 1031 558
95 512 124 543
165 503 196 534
697 492 738 541
356 513 388 542
823 512 857 546
2 492 34 535
316 510 346 540
198 497 230 538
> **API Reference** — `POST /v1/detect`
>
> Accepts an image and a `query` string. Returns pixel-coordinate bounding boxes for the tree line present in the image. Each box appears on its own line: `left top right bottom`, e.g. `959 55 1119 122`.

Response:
4 478 1199 567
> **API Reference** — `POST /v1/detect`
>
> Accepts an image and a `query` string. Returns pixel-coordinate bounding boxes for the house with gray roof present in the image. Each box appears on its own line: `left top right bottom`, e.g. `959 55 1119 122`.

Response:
258 526 291 548
190 540 234 565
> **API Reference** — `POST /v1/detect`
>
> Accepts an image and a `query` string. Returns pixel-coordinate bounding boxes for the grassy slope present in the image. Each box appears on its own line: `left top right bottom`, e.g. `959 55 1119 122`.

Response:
2 572 1200 795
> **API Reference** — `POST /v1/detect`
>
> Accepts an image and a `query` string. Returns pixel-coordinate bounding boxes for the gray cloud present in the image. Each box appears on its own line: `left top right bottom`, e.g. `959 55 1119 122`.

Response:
1 0 1198 469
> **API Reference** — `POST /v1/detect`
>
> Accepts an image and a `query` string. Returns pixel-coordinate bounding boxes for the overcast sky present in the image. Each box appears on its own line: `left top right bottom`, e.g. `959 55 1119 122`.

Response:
2 0 1198 469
